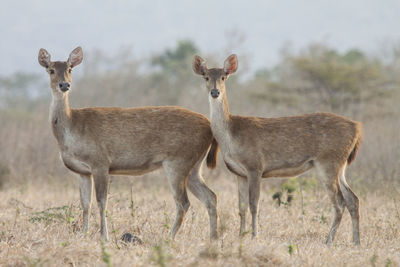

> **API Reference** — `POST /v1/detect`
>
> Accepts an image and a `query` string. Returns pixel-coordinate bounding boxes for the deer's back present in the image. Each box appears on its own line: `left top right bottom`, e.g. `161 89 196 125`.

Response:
59 106 212 174
72 106 212 152
228 112 361 169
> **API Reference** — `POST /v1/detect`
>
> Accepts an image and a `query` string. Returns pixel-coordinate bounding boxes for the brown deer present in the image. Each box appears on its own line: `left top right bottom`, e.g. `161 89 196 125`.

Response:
38 47 219 241
193 54 362 245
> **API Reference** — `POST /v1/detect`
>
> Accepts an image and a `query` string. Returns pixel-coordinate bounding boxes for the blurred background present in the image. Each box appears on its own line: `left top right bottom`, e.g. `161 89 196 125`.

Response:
1 0 400 191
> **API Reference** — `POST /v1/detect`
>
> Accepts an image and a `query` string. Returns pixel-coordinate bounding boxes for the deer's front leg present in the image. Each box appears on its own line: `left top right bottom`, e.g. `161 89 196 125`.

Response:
93 169 110 241
248 172 261 239
237 175 249 236
78 174 93 234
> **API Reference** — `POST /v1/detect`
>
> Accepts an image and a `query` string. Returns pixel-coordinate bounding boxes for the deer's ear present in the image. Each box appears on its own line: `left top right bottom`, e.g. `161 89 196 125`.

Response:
68 46 83 68
223 54 238 75
38 48 51 68
193 55 207 76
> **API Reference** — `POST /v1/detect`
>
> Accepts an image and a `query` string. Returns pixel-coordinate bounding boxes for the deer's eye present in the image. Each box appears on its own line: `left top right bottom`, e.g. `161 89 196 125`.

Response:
205 77 209 81
49 69 55 74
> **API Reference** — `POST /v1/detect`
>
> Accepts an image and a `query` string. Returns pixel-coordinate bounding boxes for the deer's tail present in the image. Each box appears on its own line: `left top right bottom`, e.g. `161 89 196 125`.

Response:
348 124 362 165
206 138 219 169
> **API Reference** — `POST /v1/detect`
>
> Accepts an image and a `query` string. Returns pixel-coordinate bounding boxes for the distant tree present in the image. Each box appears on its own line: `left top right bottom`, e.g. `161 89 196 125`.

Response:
248 44 388 114
149 40 200 105
288 44 382 112
342 49 365 64
151 40 198 79
0 72 45 110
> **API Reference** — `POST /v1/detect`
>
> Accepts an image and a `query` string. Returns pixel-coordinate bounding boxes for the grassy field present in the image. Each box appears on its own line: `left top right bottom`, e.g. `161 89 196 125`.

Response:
1 172 399 266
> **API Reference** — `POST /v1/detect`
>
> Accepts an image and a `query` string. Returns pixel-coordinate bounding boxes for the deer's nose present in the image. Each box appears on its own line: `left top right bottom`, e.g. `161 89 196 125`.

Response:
210 89 220 98
59 82 70 92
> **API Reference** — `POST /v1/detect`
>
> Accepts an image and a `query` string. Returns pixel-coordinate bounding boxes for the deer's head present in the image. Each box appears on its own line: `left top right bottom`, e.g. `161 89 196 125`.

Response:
193 54 238 100
38 47 83 97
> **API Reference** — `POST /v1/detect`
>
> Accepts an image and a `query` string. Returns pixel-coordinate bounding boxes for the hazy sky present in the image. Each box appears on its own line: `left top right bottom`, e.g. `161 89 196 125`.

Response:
1 0 399 76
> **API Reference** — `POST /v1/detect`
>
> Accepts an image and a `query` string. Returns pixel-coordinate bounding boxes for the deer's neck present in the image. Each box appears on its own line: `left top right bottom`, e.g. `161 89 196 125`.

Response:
209 93 231 143
50 93 72 142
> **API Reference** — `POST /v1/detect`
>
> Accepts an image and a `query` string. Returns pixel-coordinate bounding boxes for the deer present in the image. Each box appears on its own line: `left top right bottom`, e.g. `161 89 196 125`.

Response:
193 54 363 245
38 47 220 241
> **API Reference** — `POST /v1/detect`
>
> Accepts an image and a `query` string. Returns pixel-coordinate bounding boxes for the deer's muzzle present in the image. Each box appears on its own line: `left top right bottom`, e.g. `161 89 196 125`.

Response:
210 89 220 98
59 82 70 92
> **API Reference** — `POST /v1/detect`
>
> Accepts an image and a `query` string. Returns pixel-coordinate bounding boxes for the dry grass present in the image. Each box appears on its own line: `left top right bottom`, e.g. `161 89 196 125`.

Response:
1 173 400 267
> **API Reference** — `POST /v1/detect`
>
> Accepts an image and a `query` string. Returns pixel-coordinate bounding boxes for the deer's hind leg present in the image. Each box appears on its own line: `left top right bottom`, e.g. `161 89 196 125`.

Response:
187 156 218 239
315 162 346 245
163 160 191 239
339 163 360 245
